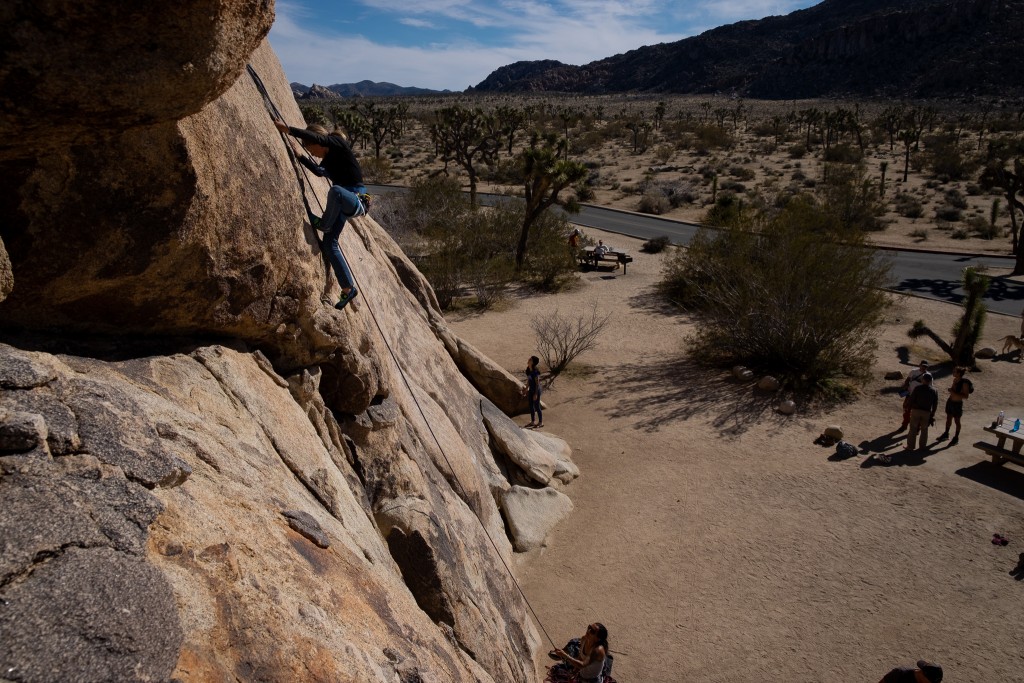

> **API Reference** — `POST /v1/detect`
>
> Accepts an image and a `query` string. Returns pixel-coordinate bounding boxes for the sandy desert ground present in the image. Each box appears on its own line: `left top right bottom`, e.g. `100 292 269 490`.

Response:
447 227 1024 683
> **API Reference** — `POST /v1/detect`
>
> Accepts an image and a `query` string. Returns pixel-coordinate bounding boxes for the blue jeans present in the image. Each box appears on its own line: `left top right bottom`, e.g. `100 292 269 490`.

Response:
321 185 364 290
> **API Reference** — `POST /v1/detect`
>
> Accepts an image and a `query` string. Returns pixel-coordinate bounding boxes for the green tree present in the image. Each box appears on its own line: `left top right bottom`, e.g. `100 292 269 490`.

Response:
516 132 588 270
661 200 891 389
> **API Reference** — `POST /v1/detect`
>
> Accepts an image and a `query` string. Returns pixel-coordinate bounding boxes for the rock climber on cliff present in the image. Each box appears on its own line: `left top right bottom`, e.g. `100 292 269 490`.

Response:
274 120 365 311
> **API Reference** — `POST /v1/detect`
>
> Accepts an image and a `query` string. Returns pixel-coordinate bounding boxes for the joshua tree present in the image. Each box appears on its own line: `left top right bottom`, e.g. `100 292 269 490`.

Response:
516 132 588 270
350 101 401 159
879 161 889 198
908 267 991 366
432 105 500 206
979 137 1024 275
495 105 526 156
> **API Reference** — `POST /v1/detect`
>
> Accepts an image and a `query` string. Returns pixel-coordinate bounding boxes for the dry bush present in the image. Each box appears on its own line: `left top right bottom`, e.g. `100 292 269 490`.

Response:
532 303 612 383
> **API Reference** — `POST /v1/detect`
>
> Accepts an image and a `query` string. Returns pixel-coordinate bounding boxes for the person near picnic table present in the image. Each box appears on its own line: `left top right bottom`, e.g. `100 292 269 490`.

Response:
898 360 930 431
878 659 943 683
545 622 614 683
937 366 973 445
905 372 938 451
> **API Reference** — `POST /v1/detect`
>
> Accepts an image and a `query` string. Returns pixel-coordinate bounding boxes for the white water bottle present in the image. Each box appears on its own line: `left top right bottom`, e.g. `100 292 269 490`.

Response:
997 411 1005 427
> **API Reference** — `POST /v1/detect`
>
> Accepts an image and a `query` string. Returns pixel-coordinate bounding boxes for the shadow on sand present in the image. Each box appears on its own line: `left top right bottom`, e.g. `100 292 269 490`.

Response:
956 460 1024 503
592 356 812 437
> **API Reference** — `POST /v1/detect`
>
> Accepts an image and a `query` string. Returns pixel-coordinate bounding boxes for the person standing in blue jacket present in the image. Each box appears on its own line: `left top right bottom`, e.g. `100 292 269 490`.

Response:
274 120 365 311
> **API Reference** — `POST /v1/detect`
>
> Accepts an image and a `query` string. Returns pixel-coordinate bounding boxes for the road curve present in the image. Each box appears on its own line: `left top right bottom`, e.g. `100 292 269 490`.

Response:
366 185 1024 316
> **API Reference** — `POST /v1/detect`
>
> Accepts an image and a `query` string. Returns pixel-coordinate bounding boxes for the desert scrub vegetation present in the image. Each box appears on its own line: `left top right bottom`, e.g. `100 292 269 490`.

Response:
661 195 892 392
373 176 579 308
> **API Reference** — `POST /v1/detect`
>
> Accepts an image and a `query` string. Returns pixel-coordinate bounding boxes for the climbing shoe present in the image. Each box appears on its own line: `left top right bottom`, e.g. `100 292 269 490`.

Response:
309 214 323 231
335 288 359 311
358 193 371 214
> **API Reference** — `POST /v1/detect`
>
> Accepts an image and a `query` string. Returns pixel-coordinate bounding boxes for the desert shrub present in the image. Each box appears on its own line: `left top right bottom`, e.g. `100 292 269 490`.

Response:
951 227 969 239
720 180 747 193
360 156 393 184
729 165 756 181
792 170 806 181
925 133 977 180
702 193 753 228
691 125 733 151
532 303 611 383
788 144 807 159
575 183 596 202
641 235 671 253
894 193 924 218
910 228 929 241
655 144 674 163
935 205 963 222
661 203 891 389
522 206 579 290
968 215 1002 240
817 164 887 232
822 143 862 164
637 192 670 215
944 188 968 209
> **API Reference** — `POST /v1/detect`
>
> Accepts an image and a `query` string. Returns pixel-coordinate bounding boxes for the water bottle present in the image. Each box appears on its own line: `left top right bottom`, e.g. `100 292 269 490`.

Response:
997 411 1005 427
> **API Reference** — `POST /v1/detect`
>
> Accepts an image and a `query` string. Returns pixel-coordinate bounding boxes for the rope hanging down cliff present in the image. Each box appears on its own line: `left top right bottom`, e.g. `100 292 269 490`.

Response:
244 64 560 650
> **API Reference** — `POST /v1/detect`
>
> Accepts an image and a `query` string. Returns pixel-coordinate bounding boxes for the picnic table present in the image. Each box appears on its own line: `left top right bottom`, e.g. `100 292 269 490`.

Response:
974 417 1024 467
579 246 634 274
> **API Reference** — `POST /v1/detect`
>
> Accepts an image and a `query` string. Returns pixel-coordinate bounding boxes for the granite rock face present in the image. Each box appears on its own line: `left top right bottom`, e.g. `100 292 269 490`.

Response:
0 5 580 679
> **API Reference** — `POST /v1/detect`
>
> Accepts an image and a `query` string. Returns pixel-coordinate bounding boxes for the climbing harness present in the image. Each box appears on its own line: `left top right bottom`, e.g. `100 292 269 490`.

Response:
245 64 561 650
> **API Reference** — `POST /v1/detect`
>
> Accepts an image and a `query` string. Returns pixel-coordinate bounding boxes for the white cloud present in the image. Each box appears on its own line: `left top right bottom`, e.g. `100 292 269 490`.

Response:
269 0 812 90
399 18 437 29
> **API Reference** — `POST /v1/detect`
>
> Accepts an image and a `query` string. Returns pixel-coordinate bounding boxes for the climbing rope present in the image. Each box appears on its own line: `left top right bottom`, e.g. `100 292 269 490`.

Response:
245 65 559 650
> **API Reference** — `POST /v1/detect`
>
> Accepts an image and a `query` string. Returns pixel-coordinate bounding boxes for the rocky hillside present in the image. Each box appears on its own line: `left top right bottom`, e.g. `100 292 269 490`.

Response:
0 3 575 681
470 0 1023 98
294 80 452 98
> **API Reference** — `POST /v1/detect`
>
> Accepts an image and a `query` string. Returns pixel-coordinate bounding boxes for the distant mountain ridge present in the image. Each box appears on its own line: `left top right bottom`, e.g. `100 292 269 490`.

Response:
291 80 451 98
470 0 1022 98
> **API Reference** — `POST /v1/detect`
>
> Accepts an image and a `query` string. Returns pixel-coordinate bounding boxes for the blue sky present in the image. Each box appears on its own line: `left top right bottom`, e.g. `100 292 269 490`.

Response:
269 0 819 91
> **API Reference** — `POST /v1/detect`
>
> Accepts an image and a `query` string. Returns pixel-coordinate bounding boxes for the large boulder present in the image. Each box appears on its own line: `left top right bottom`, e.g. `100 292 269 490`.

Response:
498 486 575 552
0 342 553 682
0 0 274 159
0 6 582 680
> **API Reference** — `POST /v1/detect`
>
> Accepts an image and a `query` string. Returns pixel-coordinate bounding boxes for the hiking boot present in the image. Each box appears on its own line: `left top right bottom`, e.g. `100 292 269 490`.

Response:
309 214 323 230
936 432 949 442
335 288 359 311
950 435 959 445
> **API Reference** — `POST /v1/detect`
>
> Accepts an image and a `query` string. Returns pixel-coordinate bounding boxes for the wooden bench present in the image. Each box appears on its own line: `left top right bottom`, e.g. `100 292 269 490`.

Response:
579 247 634 274
973 440 1024 467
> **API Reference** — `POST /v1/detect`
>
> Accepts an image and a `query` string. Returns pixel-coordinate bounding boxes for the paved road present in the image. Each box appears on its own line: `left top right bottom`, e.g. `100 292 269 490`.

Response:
367 185 1024 316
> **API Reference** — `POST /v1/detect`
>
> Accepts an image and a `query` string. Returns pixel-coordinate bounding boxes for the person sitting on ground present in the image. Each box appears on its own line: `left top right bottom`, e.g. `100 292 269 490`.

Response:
937 366 973 445
878 659 943 683
898 360 929 431
905 372 938 452
545 622 615 683
273 120 365 311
